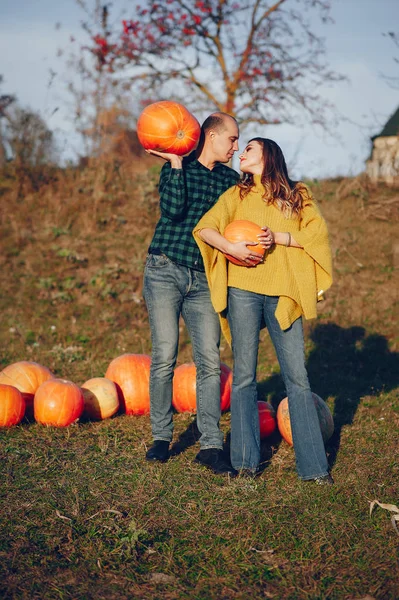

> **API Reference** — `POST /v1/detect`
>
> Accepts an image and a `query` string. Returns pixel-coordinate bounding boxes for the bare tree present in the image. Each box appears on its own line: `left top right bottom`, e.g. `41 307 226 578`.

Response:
83 0 344 131
0 75 16 167
3 105 56 167
381 31 399 89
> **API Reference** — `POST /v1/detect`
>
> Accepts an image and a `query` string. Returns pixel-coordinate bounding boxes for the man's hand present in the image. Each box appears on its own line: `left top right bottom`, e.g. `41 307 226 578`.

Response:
145 149 183 169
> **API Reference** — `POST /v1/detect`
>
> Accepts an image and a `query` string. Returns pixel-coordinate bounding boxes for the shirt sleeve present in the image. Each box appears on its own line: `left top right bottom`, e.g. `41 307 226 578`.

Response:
158 162 187 221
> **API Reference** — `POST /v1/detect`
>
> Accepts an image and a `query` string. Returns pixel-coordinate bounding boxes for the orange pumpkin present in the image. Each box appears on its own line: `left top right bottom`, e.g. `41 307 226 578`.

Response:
0 361 54 415
81 377 119 420
0 384 26 427
105 354 151 415
223 220 265 266
34 378 84 427
137 101 201 155
172 362 232 413
277 393 334 446
258 401 276 439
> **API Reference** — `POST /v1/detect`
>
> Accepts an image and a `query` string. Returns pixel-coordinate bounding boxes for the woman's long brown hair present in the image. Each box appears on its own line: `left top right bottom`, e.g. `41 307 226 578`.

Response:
238 138 306 218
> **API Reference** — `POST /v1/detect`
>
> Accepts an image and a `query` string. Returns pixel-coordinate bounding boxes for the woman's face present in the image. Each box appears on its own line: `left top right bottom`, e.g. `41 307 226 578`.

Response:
239 141 264 175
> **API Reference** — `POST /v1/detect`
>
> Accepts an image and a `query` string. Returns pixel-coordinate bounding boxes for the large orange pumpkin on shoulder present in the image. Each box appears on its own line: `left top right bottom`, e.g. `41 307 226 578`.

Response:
81 377 119 420
137 101 201 155
0 384 26 427
105 354 151 415
223 220 265 266
172 362 232 413
34 379 84 427
0 361 54 416
277 393 334 446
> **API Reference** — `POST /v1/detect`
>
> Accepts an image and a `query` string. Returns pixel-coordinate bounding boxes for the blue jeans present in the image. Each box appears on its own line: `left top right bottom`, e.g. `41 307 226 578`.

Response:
143 254 223 449
227 287 329 479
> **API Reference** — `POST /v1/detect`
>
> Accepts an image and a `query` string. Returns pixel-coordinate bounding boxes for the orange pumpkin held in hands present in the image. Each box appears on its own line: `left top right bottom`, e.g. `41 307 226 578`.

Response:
105 354 151 415
137 101 201 155
258 401 276 439
172 362 232 413
0 384 26 427
277 394 334 446
34 379 84 427
0 361 54 416
81 377 119 420
223 220 265 266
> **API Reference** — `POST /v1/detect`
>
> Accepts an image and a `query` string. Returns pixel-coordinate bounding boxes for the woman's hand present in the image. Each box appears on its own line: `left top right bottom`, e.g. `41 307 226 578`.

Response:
258 227 275 250
145 149 183 169
227 240 263 266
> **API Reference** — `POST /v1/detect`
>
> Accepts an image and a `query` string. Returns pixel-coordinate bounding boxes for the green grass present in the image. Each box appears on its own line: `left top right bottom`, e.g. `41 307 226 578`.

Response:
0 164 398 599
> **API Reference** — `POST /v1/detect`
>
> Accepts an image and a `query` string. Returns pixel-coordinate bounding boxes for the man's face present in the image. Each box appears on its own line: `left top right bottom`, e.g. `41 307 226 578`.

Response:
209 118 239 163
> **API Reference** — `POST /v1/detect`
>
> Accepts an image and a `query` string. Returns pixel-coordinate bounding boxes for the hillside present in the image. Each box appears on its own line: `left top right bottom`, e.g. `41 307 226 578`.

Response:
0 161 398 600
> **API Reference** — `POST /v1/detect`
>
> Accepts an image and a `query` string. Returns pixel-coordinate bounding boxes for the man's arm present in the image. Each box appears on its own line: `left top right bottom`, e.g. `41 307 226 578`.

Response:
146 150 187 221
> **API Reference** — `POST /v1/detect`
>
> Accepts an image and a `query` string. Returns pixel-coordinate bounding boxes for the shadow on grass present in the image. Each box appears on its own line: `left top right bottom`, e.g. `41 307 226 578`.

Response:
257 323 399 469
169 418 201 457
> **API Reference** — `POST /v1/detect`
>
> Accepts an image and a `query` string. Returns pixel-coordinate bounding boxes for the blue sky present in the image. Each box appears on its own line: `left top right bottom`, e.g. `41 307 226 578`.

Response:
0 0 398 179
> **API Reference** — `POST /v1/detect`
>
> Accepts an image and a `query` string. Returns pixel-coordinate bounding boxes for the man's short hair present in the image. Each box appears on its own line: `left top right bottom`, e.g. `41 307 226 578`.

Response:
202 113 237 134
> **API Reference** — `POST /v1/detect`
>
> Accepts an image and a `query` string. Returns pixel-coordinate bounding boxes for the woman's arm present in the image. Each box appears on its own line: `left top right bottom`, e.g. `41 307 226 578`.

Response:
199 227 263 265
258 228 302 249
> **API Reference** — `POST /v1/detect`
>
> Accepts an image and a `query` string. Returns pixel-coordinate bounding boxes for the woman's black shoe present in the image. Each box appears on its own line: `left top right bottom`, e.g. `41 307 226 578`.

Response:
145 441 170 462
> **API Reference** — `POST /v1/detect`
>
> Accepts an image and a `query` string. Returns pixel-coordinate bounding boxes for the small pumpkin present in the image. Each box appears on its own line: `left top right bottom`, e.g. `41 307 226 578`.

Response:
172 362 232 413
277 393 334 446
81 377 119 420
34 379 84 427
0 384 26 427
223 220 265 266
258 401 276 439
137 101 201 155
105 354 151 415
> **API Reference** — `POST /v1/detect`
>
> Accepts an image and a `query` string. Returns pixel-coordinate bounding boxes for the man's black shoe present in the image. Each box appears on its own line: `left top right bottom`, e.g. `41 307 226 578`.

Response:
145 441 169 463
194 449 238 476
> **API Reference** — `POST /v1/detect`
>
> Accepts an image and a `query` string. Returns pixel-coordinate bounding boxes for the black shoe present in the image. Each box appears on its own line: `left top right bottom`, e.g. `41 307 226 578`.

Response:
312 474 334 486
145 441 169 463
194 449 238 476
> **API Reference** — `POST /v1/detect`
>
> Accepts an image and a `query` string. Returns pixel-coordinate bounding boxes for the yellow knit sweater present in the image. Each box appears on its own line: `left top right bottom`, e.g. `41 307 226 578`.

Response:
193 175 333 345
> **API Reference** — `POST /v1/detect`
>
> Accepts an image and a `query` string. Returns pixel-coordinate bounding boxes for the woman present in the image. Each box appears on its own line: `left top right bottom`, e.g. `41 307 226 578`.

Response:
193 138 334 483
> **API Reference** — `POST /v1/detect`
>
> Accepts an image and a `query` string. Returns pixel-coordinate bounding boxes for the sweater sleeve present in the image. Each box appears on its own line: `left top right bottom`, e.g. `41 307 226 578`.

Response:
290 187 333 297
193 188 240 343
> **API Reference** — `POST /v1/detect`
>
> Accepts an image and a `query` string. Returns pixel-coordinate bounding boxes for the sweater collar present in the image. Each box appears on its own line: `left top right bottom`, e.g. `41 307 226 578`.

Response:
253 174 264 192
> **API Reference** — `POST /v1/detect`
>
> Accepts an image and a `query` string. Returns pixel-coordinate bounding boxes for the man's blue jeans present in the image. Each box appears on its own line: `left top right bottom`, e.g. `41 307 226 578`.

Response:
227 287 329 479
143 254 223 449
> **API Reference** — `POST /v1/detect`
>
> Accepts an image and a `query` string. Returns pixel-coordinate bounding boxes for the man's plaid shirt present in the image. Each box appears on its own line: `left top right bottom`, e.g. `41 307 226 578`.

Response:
148 153 239 271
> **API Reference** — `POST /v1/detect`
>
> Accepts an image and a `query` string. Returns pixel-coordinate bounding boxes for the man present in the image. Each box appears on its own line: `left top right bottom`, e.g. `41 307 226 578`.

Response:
143 112 240 475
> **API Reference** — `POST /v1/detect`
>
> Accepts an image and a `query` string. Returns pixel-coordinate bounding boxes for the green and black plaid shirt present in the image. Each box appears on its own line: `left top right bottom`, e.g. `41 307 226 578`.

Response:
148 153 239 271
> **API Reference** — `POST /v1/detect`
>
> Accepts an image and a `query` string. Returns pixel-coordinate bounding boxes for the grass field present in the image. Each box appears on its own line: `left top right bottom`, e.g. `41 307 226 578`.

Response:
1 161 398 599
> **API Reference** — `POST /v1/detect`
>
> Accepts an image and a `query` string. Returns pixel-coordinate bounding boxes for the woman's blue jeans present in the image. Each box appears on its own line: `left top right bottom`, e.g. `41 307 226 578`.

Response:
143 254 223 449
227 287 329 479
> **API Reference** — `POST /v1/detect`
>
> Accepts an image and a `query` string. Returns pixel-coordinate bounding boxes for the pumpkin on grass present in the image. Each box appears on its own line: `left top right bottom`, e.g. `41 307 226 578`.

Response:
277 393 334 446
137 101 201 155
0 361 54 416
105 354 151 415
81 377 119 420
223 220 265 266
34 379 84 427
258 401 276 439
0 384 25 427
172 362 232 413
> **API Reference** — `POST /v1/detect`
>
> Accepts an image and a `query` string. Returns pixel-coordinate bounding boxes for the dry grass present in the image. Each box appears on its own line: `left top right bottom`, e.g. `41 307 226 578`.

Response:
0 161 398 599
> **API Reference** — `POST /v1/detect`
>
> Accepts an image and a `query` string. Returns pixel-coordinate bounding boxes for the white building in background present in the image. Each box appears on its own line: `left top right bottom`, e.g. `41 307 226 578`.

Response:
367 106 399 185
